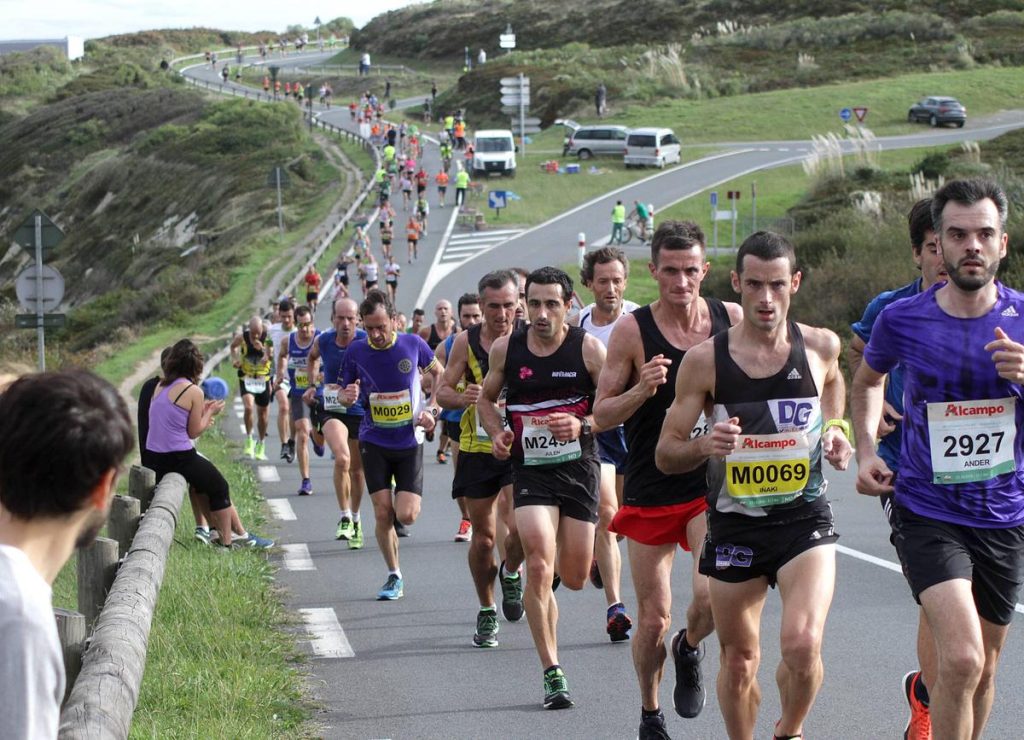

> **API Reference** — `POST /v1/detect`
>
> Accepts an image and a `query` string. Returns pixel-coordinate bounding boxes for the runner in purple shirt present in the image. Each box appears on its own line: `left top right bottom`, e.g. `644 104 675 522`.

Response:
853 178 1024 740
340 289 443 601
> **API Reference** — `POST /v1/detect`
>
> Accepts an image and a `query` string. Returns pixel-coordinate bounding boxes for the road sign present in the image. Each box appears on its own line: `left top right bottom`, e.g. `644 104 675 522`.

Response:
727 190 741 200
853 106 869 122
15 264 64 313
514 116 541 126
501 94 529 107
500 83 530 94
714 210 735 222
710 191 718 207
499 33 516 49
839 107 852 122
15 313 66 329
499 77 525 86
511 124 541 135
13 210 64 252
488 191 508 210
501 105 527 115
266 166 291 188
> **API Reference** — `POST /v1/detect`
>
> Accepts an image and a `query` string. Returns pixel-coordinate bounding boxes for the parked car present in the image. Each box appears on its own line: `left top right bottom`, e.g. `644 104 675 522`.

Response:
471 129 517 177
623 127 681 168
556 120 630 159
907 96 966 128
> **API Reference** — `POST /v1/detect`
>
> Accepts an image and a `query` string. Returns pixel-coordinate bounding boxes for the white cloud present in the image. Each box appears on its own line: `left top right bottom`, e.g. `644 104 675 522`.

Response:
0 0 425 41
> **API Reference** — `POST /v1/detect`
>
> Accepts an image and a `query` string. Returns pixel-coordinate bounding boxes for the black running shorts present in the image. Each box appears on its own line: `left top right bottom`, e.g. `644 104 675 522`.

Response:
512 455 600 523
890 503 1024 626
361 440 423 495
452 450 512 500
238 378 272 407
699 497 838 587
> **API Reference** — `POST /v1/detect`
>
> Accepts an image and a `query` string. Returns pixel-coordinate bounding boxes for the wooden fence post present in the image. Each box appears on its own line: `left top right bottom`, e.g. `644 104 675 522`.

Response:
77 536 118 629
54 608 86 704
128 464 156 512
108 495 141 559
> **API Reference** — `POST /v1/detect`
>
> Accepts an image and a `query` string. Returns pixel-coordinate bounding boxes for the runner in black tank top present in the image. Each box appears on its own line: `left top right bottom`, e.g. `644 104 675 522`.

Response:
477 267 605 711
623 299 731 507
653 231 852 739
593 224 744 732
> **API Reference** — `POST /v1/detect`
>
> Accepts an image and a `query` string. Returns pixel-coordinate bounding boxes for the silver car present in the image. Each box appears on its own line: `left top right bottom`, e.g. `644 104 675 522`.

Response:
557 119 630 159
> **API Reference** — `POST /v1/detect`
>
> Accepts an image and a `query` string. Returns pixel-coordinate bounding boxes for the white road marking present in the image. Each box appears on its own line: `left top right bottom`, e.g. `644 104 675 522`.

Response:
299 607 355 658
257 465 281 483
836 544 1024 614
238 423 247 435
267 498 297 521
282 543 316 571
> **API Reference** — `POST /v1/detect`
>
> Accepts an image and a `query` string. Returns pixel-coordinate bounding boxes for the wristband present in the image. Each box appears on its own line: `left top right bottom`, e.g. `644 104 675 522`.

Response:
823 418 851 438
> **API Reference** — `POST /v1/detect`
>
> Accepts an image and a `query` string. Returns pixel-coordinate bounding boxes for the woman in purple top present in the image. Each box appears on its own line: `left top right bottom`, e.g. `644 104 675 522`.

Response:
146 339 273 549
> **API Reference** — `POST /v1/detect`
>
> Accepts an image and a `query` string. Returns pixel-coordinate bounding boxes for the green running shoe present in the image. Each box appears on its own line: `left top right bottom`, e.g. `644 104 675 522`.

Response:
473 608 499 648
348 521 364 549
543 666 573 710
335 516 354 541
243 436 255 458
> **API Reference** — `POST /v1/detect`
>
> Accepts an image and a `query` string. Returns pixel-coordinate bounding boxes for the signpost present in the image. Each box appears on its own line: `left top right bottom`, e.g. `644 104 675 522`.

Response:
11 210 65 370
853 106 869 123
267 166 291 237
499 24 516 51
488 190 507 218
839 107 852 123
498 74 530 155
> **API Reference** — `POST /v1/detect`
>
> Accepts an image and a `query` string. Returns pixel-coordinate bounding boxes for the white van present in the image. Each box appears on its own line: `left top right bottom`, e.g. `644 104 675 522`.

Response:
623 127 681 169
471 129 517 177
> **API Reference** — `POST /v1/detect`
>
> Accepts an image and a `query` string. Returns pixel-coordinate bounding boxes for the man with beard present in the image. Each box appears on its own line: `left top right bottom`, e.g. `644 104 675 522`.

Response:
853 178 1024 740
0 371 134 738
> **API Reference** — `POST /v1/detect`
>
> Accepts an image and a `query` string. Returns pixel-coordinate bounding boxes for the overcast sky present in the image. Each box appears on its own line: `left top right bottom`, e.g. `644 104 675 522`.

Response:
0 0 423 40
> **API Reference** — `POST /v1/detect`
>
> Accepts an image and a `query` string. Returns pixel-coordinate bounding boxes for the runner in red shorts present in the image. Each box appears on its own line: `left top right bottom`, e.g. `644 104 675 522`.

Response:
595 220 742 740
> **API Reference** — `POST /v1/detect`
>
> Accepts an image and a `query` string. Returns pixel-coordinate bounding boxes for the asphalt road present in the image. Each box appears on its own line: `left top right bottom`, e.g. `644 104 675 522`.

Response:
187 54 1024 738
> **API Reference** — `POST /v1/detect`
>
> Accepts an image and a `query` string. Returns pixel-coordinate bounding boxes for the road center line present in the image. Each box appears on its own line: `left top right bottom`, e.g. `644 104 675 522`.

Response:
299 607 355 658
267 498 297 521
281 543 316 571
836 544 1024 615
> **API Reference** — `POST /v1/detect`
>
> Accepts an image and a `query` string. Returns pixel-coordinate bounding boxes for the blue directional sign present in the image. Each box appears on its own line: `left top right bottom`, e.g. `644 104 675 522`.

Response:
710 191 718 207
488 191 508 210
839 107 852 122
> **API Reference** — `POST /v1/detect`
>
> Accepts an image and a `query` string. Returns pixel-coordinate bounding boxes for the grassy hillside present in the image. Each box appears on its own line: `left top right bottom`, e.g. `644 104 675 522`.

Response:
0 37 362 370
352 1 1024 125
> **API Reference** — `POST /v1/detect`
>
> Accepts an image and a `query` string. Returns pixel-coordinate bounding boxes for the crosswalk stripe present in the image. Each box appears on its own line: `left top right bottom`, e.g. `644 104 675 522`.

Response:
268 498 297 521
299 607 354 658
282 543 316 571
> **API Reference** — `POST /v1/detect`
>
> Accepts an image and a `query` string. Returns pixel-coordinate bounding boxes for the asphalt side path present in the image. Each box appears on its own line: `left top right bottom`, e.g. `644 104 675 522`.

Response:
216 302 1024 739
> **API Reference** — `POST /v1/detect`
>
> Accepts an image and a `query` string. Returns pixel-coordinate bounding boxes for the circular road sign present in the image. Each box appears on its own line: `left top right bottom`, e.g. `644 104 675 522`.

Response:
839 107 853 122
15 263 65 313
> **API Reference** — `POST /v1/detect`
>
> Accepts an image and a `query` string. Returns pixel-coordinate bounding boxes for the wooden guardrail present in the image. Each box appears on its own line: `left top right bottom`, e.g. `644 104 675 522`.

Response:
57 469 186 738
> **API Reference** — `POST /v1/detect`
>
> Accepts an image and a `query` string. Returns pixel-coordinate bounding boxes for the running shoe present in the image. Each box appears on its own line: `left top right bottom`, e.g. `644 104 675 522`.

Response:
335 516 354 541
902 670 932 740
298 478 313 496
473 608 499 648
499 561 524 622
589 558 603 590
542 666 573 710
254 440 268 461
454 518 472 542
312 440 325 457
348 521 364 549
243 436 255 458
194 526 212 545
394 516 410 537
671 628 706 718
638 710 672 740
280 443 289 461
285 439 296 464
436 449 448 464
606 602 633 643
233 532 275 549
773 721 803 740
377 574 404 600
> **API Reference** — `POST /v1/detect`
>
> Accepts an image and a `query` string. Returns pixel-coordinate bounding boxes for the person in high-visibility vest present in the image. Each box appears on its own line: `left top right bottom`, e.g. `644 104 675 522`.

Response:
454 164 471 207
453 120 466 150
610 200 626 244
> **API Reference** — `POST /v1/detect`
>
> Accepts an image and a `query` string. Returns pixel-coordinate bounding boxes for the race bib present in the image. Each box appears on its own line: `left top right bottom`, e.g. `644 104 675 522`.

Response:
725 432 810 507
370 390 414 427
927 398 1016 484
521 415 581 466
689 412 710 440
323 385 344 412
294 370 309 389
243 377 267 394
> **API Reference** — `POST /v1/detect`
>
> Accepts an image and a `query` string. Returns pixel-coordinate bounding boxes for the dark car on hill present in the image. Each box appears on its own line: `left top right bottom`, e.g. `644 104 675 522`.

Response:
907 96 967 128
